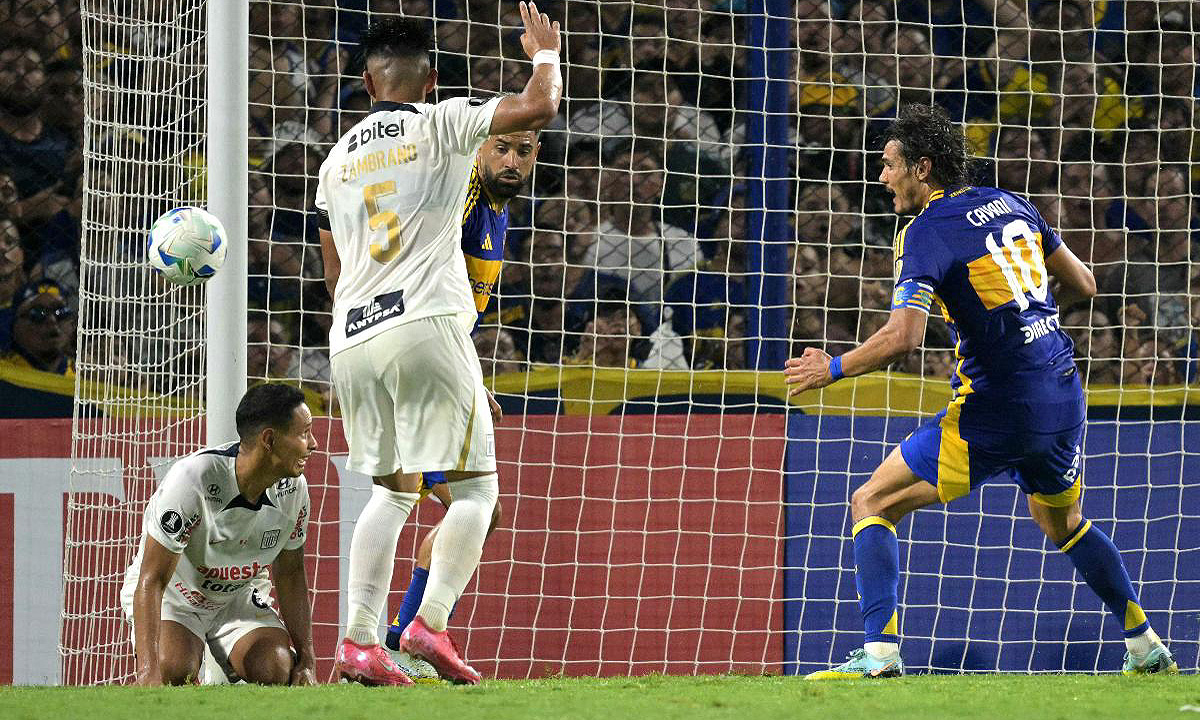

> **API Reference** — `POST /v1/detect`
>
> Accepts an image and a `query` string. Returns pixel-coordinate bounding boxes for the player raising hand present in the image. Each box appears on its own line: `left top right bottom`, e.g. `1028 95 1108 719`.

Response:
315 2 561 686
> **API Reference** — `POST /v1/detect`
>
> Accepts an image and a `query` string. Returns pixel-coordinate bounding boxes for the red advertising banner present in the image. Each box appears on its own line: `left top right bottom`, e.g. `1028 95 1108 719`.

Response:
0 415 786 684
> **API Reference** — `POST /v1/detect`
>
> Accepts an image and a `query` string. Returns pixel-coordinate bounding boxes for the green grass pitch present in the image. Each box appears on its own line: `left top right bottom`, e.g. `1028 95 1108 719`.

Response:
1 674 1195 720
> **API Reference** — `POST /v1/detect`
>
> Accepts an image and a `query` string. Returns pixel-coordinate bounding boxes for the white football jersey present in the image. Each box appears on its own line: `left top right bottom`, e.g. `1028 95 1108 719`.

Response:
315 96 502 356
121 442 310 614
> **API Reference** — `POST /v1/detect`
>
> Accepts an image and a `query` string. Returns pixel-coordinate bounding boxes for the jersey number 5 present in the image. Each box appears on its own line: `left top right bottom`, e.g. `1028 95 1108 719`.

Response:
983 218 1048 311
364 182 402 263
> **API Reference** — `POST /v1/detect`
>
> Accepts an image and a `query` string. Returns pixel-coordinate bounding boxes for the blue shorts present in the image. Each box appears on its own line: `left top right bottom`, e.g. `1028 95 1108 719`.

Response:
416 471 448 503
899 399 1083 505
422 471 447 489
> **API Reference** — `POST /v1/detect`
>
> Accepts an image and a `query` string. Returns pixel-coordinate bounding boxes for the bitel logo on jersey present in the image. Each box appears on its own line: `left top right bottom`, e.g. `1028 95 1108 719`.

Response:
346 119 404 153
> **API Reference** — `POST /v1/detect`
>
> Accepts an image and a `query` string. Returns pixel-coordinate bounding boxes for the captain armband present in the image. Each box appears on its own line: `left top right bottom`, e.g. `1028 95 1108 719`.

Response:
891 279 935 314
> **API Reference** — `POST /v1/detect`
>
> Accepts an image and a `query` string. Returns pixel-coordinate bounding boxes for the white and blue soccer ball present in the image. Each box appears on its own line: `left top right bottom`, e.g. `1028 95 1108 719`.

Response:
147 207 228 286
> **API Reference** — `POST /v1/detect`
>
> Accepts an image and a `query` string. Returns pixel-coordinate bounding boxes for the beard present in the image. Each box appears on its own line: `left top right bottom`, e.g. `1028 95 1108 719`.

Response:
480 168 525 202
0 91 42 117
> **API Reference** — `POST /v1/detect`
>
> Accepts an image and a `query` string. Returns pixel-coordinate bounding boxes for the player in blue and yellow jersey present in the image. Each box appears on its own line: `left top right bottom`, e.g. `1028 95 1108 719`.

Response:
785 104 1176 678
382 129 539 677
459 131 535 327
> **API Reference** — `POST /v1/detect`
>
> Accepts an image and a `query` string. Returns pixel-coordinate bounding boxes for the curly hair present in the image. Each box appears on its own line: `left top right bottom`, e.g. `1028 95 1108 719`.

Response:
882 103 974 188
357 17 433 67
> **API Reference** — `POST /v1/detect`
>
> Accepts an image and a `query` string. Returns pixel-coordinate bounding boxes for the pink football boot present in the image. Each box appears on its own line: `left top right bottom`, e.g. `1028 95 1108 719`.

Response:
333 638 414 686
399 616 482 685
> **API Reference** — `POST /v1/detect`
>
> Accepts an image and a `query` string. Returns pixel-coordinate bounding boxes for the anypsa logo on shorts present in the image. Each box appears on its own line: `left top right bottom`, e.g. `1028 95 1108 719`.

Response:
346 289 405 337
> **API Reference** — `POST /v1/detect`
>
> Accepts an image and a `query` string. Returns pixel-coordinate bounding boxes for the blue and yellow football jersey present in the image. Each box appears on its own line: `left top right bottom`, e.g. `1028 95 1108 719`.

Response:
421 165 510 491
892 186 1082 432
461 164 509 322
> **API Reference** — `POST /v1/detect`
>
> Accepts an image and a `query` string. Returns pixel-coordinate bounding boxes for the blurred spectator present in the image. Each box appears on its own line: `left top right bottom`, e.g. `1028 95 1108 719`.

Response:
832 2 898 119
564 145 602 201
1056 62 1138 153
0 0 72 60
566 301 643 368
590 141 695 303
248 3 339 140
793 77 865 182
474 326 525 377
0 171 19 222
265 121 322 239
554 73 635 159
993 126 1054 198
1063 308 1121 385
25 1 1198 396
664 236 746 369
795 182 860 246
1 279 74 375
0 218 26 348
1126 6 1198 100
247 311 330 412
334 89 372 140
1106 165 1194 306
613 69 736 164
1119 302 1183 385
503 229 632 364
535 197 598 235
0 41 79 266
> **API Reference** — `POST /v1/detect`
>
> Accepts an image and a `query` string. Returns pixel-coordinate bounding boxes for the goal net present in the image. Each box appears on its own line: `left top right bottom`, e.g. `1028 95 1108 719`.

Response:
65 0 1197 683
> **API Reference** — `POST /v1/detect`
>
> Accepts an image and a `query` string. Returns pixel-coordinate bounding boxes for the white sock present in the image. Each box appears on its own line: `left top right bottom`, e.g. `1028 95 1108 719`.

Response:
865 641 898 660
1125 627 1162 658
345 485 419 645
418 473 498 632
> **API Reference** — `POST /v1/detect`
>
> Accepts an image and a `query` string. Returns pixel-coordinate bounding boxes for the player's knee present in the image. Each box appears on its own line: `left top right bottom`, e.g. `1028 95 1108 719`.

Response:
158 654 200 685
1027 497 1082 545
241 643 293 685
850 484 878 518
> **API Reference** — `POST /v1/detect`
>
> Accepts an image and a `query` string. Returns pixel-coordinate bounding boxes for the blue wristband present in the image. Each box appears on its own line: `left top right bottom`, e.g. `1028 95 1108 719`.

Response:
829 355 845 381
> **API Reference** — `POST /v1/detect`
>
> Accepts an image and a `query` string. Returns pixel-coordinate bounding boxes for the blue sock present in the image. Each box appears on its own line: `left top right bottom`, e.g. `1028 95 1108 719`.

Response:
853 517 900 644
384 567 429 650
1058 520 1149 637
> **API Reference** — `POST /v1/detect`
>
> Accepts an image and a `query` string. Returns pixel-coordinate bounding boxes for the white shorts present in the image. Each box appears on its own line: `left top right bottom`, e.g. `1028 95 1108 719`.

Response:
331 314 497 476
123 579 286 682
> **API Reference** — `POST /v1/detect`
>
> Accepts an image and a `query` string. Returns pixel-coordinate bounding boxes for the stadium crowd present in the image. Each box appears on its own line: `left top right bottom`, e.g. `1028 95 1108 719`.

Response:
0 0 1198 417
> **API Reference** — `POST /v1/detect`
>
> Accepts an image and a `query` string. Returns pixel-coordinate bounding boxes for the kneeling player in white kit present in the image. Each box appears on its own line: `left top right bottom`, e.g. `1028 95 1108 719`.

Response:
122 383 318 685
315 3 561 686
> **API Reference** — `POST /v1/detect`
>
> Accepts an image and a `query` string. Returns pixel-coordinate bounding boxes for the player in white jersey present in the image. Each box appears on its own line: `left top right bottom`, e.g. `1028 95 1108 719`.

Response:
122 383 318 685
315 3 561 686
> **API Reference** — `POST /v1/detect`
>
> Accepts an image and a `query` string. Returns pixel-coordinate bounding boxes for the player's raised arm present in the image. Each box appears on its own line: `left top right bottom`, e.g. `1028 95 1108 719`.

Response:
131 536 182 686
1044 241 1097 310
489 2 562 134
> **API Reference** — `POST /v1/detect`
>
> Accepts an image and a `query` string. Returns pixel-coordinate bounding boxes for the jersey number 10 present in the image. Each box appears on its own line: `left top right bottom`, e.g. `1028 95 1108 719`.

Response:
365 182 403 263
983 218 1049 311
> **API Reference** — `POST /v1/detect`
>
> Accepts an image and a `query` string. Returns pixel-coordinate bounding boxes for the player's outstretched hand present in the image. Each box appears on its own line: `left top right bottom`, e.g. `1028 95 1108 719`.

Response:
290 653 317 686
486 388 504 424
519 1 560 59
783 347 835 397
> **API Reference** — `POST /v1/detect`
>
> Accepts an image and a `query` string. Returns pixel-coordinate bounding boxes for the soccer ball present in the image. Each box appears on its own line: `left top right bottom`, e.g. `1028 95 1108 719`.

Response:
147 207 228 286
